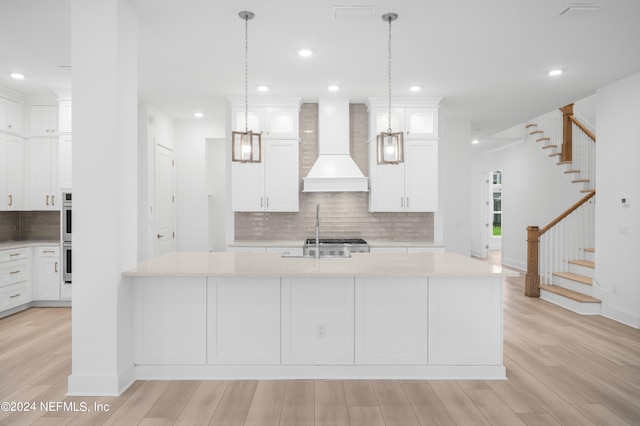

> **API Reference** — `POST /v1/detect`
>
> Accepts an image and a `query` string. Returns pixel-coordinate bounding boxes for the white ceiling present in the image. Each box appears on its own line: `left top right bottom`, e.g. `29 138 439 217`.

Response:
1 0 639 145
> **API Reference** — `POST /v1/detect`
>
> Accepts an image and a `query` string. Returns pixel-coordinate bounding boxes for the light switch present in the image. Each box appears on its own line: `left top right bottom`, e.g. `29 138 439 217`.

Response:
621 196 630 206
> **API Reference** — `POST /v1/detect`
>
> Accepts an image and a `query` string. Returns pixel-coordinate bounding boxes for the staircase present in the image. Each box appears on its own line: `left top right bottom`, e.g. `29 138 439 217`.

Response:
524 105 599 315
539 247 601 315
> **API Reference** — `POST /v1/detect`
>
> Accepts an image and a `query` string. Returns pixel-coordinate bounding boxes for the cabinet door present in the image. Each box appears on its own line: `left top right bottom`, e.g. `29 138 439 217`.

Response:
5 136 24 210
405 140 438 212
0 98 5 131
231 161 264 211
265 107 299 138
233 108 264 133
29 106 59 137
355 278 427 364
59 100 72 133
59 135 72 189
372 108 403 135
5 99 23 135
30 139 59 210
405 108 437 139
34 249 60 301
368 139 405 212
264 140 299 212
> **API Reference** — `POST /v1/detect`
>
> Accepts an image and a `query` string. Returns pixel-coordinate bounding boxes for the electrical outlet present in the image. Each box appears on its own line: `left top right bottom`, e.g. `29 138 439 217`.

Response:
315 323 326 339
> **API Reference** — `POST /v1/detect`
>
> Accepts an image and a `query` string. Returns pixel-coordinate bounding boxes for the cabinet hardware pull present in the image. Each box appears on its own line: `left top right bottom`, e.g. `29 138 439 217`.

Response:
261 197 264 208
401 197 404 207
10 270 21 275
407 197 410 208
10 293 21 299
157 234 164 239
52 195 55 206
43 250 55 254
9 253 20 257
46 195 50 206
8 195 12 206
55 262 58 273
7 124 11 128
266 197 269 208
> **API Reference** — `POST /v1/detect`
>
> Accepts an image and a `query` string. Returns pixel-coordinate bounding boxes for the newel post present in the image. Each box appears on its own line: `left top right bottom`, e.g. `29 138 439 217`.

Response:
560 103 574 163
525 226 541 297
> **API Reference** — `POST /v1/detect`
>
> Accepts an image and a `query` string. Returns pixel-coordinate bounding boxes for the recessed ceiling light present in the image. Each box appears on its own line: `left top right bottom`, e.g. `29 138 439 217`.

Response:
409 85 421 92
257 85 269 92
549 69 563 76
298 49 313 57
10 73 25 80
472 139 479 145
194 112 204 118
328 85 340 92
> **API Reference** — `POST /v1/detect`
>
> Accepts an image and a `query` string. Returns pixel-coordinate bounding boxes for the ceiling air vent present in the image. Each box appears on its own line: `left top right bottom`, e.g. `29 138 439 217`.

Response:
559 3 601 16
332 6 376 21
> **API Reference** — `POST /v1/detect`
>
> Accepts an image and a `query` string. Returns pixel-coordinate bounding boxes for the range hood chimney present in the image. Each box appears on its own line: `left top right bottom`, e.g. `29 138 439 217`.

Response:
303 98 369 192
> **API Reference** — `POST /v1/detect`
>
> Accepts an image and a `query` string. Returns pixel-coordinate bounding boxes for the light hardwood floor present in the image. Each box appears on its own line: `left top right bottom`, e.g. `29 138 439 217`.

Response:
1 253 639 425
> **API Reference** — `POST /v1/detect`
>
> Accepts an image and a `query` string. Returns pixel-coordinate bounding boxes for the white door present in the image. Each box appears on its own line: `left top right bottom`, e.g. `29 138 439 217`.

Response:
155 145 175 256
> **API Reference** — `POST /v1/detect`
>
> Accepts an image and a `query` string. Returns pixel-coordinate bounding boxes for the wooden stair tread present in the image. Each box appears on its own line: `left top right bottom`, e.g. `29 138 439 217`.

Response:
536 137 551 142
580 189 594 193
557 161 572 165
549 153 562 157
529 130 544 135
542 145 557 149
554 271 593 285
564 170 580 174
568 259 595 269
540 284 600 303
584 248 595 253
525 123 537 128
572 179 590 183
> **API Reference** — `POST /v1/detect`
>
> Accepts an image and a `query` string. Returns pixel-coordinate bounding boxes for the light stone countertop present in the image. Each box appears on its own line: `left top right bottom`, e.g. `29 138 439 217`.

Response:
123 251 518 278
0 240 60 250
226 240 444 248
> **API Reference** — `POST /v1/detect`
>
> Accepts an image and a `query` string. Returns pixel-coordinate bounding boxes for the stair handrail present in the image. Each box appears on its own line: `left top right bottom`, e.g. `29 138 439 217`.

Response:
525 190 596 297
569 115 596 143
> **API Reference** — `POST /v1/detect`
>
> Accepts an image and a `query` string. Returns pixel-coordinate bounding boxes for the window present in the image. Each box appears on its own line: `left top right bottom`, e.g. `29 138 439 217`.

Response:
492 171 502 237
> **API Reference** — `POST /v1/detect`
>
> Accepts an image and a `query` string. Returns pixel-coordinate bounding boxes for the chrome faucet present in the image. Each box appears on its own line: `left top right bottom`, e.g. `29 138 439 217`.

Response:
315 204 320 259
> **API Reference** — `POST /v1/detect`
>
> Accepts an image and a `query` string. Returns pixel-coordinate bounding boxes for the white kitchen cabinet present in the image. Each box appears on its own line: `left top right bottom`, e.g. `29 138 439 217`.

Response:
207 278 280 364
29 138 59 210
0 247 31 316
134 277 207 365
428 277 503 366
59 100 72 134
369 139 438 212
33 246 60 301
232 139 299 212
0 98 24 135
281 277 354 365
355 278 428 364
371 107 437 139
0 134 25 210
232 106 299 139
29 105 59 137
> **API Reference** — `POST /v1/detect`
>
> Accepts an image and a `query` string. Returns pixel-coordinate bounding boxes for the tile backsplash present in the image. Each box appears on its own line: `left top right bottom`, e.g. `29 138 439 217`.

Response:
235 103 434 241
0 211 60 241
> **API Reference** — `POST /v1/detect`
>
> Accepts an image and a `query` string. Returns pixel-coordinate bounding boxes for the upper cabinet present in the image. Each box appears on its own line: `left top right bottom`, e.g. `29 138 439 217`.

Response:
0 97 24 135
367 97 441 213
0 134 25 211
230 98 301 212
29 105 59 137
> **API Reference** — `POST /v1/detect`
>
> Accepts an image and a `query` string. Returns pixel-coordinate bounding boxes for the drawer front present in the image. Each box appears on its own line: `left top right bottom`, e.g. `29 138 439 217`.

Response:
0 281 31 311
38 246 60 257
0 259 30 287
0 247 30 263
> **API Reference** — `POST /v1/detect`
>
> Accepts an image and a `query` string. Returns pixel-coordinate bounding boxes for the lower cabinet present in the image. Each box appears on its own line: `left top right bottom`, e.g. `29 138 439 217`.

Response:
134 277 207 365
0 247 31 316
33 246 60 301
281 278 354 365
207 278 280 364
355 278 428 364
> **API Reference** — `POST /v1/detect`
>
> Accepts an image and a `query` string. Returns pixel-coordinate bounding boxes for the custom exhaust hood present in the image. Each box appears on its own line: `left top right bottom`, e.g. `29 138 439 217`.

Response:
302 98 369 192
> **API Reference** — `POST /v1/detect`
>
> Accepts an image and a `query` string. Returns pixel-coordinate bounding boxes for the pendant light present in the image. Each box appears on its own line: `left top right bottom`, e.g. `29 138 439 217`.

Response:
232 11 262 163
376 12 404 165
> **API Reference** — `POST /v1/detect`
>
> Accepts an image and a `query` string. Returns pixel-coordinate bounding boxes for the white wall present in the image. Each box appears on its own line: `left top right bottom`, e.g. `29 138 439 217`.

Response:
594 71 640 328
175 117 225 251
439 120 472 255
471 139 582 270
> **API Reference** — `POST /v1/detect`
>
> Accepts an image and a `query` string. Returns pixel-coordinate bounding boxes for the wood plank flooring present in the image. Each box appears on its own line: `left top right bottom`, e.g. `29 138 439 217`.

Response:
1 252 639 425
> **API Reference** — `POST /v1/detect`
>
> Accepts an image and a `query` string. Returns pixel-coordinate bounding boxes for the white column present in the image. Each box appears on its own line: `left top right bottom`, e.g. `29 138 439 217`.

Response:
68 0 138 396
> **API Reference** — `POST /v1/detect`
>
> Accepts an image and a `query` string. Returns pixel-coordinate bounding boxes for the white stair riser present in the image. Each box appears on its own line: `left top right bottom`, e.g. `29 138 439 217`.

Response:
568 263 594 278
583 250 595 262
553 275 593 295
540 290 601 315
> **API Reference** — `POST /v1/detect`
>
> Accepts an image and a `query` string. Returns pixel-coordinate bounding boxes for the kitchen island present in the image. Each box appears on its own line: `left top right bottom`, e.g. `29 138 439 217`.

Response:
123 252 517 380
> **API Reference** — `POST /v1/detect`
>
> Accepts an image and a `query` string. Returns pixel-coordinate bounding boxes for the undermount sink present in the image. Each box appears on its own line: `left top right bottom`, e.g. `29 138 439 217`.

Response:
281 253 352 259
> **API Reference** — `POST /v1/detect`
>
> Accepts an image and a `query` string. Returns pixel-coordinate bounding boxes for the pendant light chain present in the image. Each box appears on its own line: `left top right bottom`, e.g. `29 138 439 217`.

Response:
244 13 249 133
387 15 393 133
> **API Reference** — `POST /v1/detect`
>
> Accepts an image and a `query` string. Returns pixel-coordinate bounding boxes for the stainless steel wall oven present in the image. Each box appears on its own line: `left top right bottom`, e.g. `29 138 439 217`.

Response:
62 192 72 283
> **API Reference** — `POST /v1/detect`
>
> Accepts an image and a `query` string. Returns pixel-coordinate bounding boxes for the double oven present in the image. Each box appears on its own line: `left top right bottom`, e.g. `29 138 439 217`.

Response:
62 192 72 283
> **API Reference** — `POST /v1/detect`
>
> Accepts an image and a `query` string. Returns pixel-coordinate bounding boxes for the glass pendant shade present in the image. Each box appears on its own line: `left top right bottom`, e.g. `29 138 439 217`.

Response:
232 130 261 163
376 131 404 164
